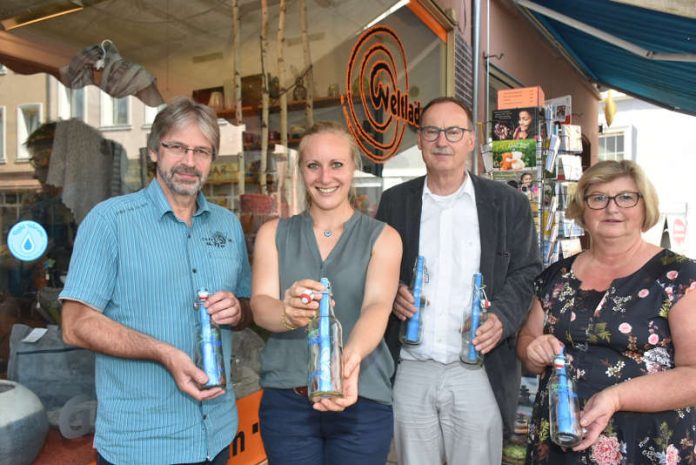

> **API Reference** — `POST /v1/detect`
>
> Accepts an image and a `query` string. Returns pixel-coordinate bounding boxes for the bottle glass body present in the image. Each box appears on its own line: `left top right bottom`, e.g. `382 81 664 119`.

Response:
399 256 426 345
307 278 343 401
460 273 485 365
548 355 582 447
194 288 226 389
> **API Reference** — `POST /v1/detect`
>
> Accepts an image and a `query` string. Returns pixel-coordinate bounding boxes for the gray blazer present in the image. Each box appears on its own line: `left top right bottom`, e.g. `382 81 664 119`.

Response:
375 173 541 435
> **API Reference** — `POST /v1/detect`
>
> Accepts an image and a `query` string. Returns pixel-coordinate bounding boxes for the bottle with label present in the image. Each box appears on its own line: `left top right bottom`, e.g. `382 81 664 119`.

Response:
307 277 343 401
399 255 427 345
548 348 583 447
460 272 488 365
194 288 226 389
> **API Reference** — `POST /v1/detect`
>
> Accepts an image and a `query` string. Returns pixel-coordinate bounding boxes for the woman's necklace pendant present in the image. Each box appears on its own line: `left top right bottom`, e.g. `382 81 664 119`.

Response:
323 230 333 238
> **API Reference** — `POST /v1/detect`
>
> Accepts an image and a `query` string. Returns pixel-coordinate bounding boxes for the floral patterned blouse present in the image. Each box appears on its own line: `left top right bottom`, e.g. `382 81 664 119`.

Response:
526 249 696 465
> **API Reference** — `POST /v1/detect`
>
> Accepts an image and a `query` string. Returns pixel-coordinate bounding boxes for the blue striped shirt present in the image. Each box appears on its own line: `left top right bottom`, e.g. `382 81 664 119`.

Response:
60 180 251 465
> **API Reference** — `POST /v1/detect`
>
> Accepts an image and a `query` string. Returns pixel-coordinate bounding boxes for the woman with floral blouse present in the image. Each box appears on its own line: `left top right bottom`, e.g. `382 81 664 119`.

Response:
517 160 696 465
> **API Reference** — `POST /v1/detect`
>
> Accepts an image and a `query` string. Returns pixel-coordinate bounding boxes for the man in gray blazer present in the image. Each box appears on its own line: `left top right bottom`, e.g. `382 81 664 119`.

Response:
376 97 541 465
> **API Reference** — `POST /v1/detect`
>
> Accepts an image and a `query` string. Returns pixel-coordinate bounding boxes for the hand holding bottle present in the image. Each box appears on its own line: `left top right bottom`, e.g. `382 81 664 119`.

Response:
525 334 565 371
281 279 324 329
160 344 225 401
571 386 621 451
312 348 360 412
392 283 418 321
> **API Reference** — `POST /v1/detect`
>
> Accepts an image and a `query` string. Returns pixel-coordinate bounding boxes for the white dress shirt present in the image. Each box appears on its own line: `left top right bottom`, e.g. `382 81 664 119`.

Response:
401 174 481 364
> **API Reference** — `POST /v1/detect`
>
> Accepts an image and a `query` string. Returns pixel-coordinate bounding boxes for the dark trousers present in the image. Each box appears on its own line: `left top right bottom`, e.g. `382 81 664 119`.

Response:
259 387 393 465
97 446 229 465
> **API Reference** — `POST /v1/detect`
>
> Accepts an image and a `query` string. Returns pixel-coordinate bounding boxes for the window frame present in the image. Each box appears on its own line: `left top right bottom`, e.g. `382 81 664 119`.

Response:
16 103 43 162
143 103 165 129
599 125 635 161
100 92 131 129
58 84 86 121
0 106 5 163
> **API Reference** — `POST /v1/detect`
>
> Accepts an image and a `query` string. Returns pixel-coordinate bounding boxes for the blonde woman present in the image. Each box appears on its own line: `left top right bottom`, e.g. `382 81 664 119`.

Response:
251 121 402 465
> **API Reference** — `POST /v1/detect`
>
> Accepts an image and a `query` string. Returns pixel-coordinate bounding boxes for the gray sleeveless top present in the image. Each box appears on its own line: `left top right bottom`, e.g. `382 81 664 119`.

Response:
259 210 395 404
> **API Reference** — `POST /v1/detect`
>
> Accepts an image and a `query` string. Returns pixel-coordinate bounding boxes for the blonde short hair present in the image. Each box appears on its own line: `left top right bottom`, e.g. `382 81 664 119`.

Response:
565 160 659 232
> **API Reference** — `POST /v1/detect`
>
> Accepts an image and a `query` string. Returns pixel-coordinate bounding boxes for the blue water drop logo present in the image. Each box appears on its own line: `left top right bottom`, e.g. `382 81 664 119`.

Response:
23 235 35 252
7 221 48 261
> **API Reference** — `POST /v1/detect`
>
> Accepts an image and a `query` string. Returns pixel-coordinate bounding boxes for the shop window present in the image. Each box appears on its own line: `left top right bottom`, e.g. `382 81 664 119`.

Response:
100 93 130 127
16 103 43 161
0 106 5 162
58 85 85 121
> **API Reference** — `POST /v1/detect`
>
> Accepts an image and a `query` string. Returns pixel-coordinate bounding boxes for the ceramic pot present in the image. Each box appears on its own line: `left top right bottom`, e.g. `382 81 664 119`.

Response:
0 380 49 465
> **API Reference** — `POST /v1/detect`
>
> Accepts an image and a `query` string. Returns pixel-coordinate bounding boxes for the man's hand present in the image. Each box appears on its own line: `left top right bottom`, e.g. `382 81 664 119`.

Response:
160 346 225 401
473 312 503 354
207 291 243 326
392 283 416 321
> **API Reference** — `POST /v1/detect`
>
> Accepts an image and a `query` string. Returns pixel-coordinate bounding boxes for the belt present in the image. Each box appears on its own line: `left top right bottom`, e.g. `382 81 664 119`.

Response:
292 386 309 397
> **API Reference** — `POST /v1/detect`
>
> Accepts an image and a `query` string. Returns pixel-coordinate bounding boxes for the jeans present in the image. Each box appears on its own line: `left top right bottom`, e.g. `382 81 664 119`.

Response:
97 446 229 465
259 388 393 465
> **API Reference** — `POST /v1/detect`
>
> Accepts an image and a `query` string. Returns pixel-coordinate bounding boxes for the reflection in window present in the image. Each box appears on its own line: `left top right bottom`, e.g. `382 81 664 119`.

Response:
144 104 165 126
101 92 130 127
0 192 28 239
17 104 42 160
58 85 85 121
0 106 5 162
599 132 624 161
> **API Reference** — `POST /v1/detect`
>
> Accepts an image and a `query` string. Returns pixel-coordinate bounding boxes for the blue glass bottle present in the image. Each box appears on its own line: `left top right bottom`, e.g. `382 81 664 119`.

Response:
460 273 486 365
307 278 343 401
549 348 582 447
194 288 226 389
399 255 427 345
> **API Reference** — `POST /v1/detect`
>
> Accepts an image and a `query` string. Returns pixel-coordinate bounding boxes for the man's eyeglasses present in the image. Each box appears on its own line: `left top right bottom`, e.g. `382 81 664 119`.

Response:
419 126 472 143
584 192 642 210
161 142 214 160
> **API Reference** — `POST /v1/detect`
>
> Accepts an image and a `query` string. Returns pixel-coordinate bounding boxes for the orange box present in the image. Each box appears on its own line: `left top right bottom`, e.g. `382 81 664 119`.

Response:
229 390 266 464
497 86 545 110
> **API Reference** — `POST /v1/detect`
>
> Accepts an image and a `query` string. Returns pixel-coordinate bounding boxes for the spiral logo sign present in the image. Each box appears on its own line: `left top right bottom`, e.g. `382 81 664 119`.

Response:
341 25 422 163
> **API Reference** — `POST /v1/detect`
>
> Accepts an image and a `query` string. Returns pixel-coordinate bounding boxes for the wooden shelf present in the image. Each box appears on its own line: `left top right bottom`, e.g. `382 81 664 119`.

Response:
216 95 346 119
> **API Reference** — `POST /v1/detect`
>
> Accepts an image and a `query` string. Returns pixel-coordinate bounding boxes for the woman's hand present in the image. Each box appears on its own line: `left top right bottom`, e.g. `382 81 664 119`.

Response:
526 334 564 370
572 386 621 451
281 279 323 329
312 349 360 412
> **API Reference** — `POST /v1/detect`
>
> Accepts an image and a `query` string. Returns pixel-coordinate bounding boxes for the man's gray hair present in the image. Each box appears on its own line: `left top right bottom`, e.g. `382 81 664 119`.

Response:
147 96 220 158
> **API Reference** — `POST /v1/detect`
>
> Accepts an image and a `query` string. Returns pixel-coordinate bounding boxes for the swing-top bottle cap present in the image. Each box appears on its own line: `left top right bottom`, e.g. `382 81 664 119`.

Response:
553 348 566 368
320 277 331 294
197 288 209 300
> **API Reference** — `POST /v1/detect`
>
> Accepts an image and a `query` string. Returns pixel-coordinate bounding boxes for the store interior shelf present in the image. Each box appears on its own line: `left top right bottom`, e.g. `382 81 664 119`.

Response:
216 95 348 119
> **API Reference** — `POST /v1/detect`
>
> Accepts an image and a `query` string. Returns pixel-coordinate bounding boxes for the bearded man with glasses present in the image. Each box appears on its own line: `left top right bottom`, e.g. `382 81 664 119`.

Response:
376 96 541 465
60 96 252 465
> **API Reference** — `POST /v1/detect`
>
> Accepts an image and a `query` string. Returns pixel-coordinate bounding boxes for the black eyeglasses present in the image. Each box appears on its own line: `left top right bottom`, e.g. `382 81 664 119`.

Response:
419 126 472 143
161 142 214 160
584 192 642 210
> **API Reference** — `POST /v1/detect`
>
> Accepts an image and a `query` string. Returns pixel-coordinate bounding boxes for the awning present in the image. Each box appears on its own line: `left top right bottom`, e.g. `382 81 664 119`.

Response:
515 0 696 116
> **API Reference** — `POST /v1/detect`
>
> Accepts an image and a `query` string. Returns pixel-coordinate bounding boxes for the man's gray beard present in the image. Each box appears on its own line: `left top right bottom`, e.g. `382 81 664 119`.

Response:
158 164 206 196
